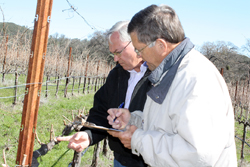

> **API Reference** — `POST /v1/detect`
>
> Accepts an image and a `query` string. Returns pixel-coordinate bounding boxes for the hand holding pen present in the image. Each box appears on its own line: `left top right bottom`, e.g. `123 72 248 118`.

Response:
113 102 124 122
107 105 131 130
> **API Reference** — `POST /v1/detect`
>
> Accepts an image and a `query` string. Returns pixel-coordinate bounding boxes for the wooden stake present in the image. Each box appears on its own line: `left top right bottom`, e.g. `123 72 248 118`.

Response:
220 68 224 76
64 47 72 97
83 54 89 94
2 35 8 83
94 61 100 92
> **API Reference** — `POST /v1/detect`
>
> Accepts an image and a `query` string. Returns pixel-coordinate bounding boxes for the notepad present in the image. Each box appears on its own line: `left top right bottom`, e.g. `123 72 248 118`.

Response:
82 122 125 132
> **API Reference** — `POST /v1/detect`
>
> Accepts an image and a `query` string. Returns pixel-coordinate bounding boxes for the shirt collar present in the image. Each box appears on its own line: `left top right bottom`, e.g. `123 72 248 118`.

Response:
127 61 147 74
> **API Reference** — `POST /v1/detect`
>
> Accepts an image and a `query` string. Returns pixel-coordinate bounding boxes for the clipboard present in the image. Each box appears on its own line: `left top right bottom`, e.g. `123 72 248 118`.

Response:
82 122 125 132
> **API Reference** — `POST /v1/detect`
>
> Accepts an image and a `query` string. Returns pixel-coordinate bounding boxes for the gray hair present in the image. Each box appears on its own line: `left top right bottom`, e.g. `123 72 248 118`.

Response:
128 4 185 44
106 21 131 44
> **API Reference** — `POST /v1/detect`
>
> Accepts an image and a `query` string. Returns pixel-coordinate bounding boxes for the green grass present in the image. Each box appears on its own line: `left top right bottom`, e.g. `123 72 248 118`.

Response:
0 74 112 167
1 73 250 166
235 121 250 166
0 93 113 167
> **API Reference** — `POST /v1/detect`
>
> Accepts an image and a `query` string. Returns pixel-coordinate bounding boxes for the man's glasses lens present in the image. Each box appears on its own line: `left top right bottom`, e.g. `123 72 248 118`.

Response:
134 41 155 56
110 41 131 57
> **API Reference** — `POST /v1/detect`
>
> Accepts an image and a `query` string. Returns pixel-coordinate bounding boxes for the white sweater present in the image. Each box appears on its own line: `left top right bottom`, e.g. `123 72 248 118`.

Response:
131 49 237 167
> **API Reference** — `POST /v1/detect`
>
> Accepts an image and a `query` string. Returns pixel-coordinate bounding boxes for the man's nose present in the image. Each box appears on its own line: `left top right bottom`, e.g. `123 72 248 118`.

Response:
114 55 119 62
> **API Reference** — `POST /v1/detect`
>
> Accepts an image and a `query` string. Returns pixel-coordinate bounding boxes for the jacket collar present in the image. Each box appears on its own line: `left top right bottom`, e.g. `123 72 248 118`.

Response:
149 38 193 85
147 38 194 104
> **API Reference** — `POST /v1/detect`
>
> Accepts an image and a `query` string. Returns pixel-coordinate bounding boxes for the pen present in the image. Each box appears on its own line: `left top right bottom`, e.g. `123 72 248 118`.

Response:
113 102 124 122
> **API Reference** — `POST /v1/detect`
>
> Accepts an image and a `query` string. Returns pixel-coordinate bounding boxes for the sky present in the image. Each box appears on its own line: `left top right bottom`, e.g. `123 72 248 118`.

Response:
0 0 250 51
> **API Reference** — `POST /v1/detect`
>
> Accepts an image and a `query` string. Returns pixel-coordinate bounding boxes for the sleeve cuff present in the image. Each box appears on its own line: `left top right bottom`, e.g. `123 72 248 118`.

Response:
131 128 144 156
83 130 93 145
130 110 144 128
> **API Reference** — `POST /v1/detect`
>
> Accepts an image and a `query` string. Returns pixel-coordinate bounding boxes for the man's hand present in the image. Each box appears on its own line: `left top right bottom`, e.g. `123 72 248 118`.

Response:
57 132 90 152
107 108 131 130
108 125 137 149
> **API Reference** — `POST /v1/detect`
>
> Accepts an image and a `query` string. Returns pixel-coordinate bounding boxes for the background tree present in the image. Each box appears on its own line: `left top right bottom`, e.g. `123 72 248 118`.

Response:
199 41 249 82
242 38 250 57
87 31 113 65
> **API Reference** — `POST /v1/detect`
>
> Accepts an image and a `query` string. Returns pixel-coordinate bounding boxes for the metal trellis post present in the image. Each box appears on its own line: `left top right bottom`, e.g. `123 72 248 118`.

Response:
16 0 53 166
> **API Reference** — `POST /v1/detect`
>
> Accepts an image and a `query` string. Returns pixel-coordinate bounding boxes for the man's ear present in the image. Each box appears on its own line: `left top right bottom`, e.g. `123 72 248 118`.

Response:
156 38 168 55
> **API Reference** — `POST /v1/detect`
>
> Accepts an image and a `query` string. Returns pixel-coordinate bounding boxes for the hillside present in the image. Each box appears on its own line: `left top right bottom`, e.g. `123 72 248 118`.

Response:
0 22 33 37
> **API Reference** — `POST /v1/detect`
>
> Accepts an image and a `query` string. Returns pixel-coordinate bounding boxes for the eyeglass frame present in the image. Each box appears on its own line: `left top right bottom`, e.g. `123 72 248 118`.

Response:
134 41 155 56
110 41 131 57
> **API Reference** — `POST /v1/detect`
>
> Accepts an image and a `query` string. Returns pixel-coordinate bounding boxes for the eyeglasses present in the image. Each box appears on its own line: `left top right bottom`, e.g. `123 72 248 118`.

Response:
110 41 131 57
134 41 155 56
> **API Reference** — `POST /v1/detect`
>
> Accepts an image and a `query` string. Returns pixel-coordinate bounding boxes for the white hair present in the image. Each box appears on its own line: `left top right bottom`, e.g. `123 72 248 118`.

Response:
106 21 131 44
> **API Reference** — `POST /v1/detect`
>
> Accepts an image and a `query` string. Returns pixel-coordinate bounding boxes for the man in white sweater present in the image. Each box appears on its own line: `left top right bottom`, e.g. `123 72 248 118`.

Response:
107 4 237 167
